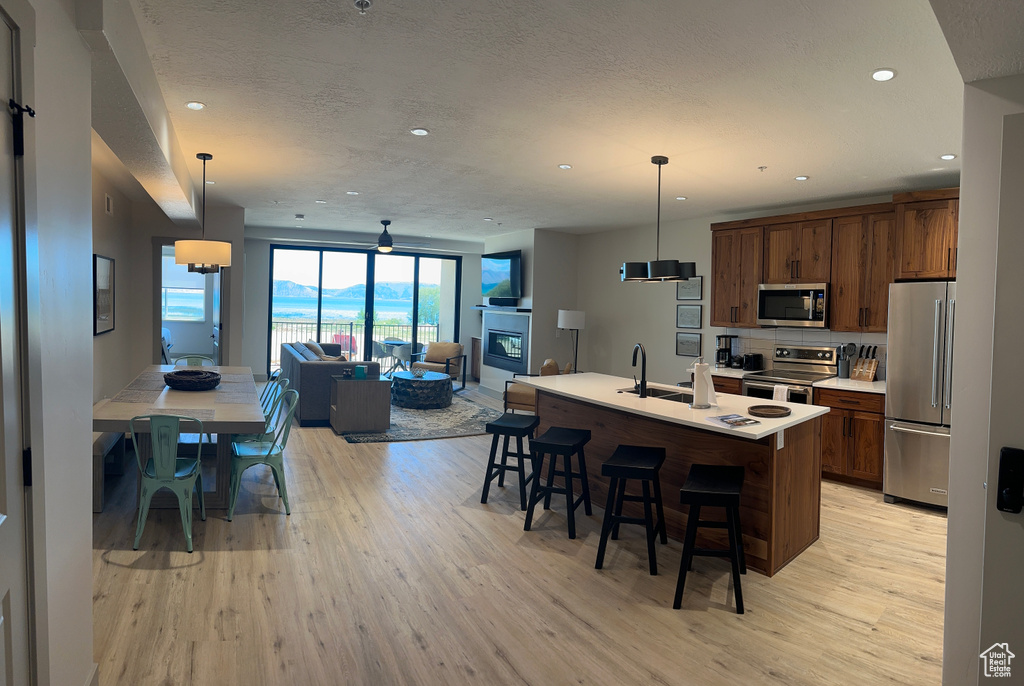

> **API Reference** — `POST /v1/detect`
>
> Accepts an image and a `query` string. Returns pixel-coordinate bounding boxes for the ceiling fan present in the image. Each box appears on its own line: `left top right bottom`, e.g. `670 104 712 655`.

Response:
347 219 432 252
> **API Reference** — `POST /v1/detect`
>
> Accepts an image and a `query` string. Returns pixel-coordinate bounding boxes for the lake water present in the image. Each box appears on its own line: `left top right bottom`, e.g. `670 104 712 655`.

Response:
164 292 415 322
272 295 412 321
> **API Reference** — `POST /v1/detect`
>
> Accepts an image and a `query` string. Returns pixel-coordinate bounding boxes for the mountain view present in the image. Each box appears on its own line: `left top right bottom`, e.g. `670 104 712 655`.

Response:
272 280 426 300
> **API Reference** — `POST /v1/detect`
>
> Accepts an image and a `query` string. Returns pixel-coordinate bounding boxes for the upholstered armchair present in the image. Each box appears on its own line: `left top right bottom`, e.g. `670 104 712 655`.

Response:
503 359 572 413
410 341 467 390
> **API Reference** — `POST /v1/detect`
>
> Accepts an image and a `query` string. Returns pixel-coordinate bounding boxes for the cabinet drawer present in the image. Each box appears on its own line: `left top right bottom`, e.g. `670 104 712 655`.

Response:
712 376 743 395
814 388 884 413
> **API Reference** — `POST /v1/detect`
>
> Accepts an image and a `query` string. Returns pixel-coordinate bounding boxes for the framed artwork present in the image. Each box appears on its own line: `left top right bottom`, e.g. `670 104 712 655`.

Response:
676 304 702 329
675 332 701 357
676 275 703 300
93 254 115 336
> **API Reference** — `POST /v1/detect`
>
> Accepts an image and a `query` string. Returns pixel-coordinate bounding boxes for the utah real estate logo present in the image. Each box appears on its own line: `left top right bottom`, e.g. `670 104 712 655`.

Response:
980 643 1014 679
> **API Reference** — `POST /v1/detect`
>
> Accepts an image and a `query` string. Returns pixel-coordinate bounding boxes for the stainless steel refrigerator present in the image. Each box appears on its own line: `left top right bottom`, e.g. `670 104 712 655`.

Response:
884 281 954 507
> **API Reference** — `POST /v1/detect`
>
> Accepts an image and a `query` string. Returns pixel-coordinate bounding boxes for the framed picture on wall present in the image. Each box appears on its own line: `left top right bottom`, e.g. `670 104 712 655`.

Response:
676 276 702 300
676 304 702 329
675 332 701 357
93 254 114 336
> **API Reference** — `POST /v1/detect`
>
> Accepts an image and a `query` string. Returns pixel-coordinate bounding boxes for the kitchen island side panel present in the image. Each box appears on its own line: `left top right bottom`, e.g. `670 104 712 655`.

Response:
537 391 821 576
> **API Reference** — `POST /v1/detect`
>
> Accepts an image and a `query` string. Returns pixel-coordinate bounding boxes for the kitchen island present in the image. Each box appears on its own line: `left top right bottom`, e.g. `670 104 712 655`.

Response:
514 373 829 576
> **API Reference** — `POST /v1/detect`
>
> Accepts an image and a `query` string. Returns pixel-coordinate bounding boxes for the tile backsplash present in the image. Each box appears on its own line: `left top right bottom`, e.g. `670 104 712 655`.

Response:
722 328 887 379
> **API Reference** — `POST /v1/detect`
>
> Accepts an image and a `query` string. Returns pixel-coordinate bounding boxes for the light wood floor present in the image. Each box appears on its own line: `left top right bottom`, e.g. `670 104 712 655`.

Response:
92 385 947 685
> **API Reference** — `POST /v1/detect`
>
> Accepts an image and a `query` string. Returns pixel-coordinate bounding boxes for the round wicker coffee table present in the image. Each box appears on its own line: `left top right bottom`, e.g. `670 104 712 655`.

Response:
390 370 454 409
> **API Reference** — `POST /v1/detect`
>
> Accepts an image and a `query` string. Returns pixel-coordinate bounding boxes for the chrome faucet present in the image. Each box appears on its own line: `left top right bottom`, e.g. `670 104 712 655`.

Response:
632 343 647 398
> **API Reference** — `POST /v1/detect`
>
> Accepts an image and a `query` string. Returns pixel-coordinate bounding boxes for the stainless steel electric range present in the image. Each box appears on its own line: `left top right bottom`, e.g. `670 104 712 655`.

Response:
740 345 837 404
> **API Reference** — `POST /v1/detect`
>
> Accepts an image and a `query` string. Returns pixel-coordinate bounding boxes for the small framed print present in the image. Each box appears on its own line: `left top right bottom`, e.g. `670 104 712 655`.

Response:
675 332 701 357
676 276 702 300
676 304 702 329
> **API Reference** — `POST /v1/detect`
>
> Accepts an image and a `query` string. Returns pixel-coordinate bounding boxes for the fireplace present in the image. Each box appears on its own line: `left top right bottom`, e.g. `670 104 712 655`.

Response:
483 312 529 374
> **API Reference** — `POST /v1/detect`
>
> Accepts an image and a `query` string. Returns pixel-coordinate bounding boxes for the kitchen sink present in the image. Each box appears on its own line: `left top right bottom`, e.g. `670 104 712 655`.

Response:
618 387 694 403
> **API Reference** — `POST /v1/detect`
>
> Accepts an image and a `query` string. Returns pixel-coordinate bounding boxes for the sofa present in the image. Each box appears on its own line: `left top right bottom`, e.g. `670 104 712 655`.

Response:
279 342 381 426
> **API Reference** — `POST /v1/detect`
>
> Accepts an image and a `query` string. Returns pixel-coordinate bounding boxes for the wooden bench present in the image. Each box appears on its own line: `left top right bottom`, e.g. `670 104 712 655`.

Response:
93 429 127 513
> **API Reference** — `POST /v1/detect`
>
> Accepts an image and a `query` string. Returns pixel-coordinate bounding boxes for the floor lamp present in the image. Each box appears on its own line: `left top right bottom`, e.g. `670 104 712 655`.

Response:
557 309 585 373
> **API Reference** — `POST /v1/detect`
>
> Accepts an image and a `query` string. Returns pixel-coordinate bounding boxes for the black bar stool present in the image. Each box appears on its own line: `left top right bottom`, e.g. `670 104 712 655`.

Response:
481 413 540 510
523 426 592 539
594 445 667 575
673 464 747 614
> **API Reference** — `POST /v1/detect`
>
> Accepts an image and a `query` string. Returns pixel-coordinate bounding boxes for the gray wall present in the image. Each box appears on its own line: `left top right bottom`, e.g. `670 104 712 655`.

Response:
943 75 1024 686
28 0 97 682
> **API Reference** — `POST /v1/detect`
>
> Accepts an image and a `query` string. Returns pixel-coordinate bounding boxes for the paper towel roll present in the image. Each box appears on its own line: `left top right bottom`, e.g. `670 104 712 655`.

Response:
692 360 716 408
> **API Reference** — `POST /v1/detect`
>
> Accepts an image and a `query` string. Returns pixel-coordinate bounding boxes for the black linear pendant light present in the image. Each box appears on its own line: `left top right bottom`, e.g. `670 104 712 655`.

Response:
377 219 394 253
621 155 696 282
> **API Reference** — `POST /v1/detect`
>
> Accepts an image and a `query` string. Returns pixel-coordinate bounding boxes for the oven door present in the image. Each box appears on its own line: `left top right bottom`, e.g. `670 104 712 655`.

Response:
741 379 810 404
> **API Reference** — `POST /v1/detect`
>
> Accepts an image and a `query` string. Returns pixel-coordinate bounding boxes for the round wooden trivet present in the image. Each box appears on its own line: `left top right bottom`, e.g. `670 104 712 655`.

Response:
747 404 792 418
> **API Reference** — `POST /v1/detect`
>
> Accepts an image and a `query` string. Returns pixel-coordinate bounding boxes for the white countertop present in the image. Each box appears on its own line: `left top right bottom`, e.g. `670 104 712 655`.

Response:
712 367 885 395
515 372 829 441
812 377 886 394
710 367 748 378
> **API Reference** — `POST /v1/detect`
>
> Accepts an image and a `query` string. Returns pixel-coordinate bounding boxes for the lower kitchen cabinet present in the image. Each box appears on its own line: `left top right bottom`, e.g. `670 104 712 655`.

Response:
712 375 743 396
815 388 885 487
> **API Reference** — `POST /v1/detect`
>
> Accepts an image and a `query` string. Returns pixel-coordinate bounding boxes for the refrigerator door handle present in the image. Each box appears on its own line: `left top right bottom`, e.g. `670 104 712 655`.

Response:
889 423 950 438
931 299 942 407
945 298 955 410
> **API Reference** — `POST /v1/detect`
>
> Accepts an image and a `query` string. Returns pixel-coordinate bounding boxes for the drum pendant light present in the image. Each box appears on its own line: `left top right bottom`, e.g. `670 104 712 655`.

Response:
620 155 696 282
175 153 232 273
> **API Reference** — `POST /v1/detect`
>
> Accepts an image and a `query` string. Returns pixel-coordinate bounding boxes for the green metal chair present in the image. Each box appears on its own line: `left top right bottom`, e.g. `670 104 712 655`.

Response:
129 414 207 553
228 389 299 521
174 354 216 366
237 378 290 443
259 369 282 405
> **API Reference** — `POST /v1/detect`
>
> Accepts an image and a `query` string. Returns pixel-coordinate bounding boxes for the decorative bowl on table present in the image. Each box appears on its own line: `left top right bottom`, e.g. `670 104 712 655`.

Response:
412 369 426 378
164 369 222 391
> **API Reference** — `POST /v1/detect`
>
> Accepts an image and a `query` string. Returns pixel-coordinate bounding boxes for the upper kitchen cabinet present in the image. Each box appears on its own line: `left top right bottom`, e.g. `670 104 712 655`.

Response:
763 219 832 284
894 189 959 281
710 227 762 327
830 212 895 332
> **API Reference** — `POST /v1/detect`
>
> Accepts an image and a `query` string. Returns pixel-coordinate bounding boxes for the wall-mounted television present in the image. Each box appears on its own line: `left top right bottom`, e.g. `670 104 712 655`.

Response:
481 250 522 306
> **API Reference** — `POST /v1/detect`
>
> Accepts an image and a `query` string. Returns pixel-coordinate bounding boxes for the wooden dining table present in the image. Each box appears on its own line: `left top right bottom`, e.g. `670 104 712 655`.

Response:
93 365 266 509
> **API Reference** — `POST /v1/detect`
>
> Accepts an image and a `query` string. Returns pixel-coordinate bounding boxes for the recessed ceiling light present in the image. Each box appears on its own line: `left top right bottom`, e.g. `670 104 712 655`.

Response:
872 68 896 82
940 153 957 160
483 217 493 221
410 128 430 136
346 190 360 195
558 164 572 170
185 101 206 110
795 175 809 181
675 196 687 201
315 199 327 204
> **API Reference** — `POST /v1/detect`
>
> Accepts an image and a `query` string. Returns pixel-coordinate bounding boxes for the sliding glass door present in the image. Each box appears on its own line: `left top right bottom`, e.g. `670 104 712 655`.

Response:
268 246 461 373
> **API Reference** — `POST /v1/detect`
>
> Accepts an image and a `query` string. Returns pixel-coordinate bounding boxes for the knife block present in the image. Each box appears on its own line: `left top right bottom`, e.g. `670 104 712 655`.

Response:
851 359 878 382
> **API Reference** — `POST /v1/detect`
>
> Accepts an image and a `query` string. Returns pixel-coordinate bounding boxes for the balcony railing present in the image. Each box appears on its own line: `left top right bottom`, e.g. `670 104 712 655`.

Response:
269 320 439 370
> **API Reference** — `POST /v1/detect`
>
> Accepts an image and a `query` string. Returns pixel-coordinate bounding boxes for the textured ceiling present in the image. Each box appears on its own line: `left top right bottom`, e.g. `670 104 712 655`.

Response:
122 0 964 243
929 0 1024 83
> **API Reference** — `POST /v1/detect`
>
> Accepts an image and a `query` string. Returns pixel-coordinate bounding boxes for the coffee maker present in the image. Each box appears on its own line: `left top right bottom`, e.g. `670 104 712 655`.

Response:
715 335 738 368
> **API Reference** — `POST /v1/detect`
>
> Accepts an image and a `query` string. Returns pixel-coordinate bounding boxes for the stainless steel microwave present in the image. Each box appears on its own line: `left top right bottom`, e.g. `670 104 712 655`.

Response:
756 283 828 327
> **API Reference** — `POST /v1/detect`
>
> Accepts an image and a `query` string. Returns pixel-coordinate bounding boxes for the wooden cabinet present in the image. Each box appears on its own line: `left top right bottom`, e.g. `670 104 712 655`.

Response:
830 212 895 332
710 227 762 327
814 388 884 487
763 219 832 284
471 336 482 381
894 194 958 280
711 375 743 395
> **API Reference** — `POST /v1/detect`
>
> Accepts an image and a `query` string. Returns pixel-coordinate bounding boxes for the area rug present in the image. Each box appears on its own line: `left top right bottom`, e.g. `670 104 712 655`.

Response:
342 395 503 443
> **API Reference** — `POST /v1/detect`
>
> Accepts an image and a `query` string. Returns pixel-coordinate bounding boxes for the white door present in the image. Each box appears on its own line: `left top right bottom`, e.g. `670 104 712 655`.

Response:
0 9 31 684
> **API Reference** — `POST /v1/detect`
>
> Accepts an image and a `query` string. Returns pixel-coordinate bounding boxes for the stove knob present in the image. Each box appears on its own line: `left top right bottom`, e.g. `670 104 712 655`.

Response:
817 352 824 359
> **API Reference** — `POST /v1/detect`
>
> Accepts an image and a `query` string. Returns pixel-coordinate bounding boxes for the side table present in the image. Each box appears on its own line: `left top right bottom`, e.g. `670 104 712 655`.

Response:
331 376 392 433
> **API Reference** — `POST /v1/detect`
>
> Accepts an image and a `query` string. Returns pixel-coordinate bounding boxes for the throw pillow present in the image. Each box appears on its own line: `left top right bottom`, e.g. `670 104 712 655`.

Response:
306 339 346 361
299 347 320 361
291 342 311 357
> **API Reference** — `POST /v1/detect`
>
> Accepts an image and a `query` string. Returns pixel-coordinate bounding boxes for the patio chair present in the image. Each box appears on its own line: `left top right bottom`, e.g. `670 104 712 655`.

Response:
128 414 207 553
